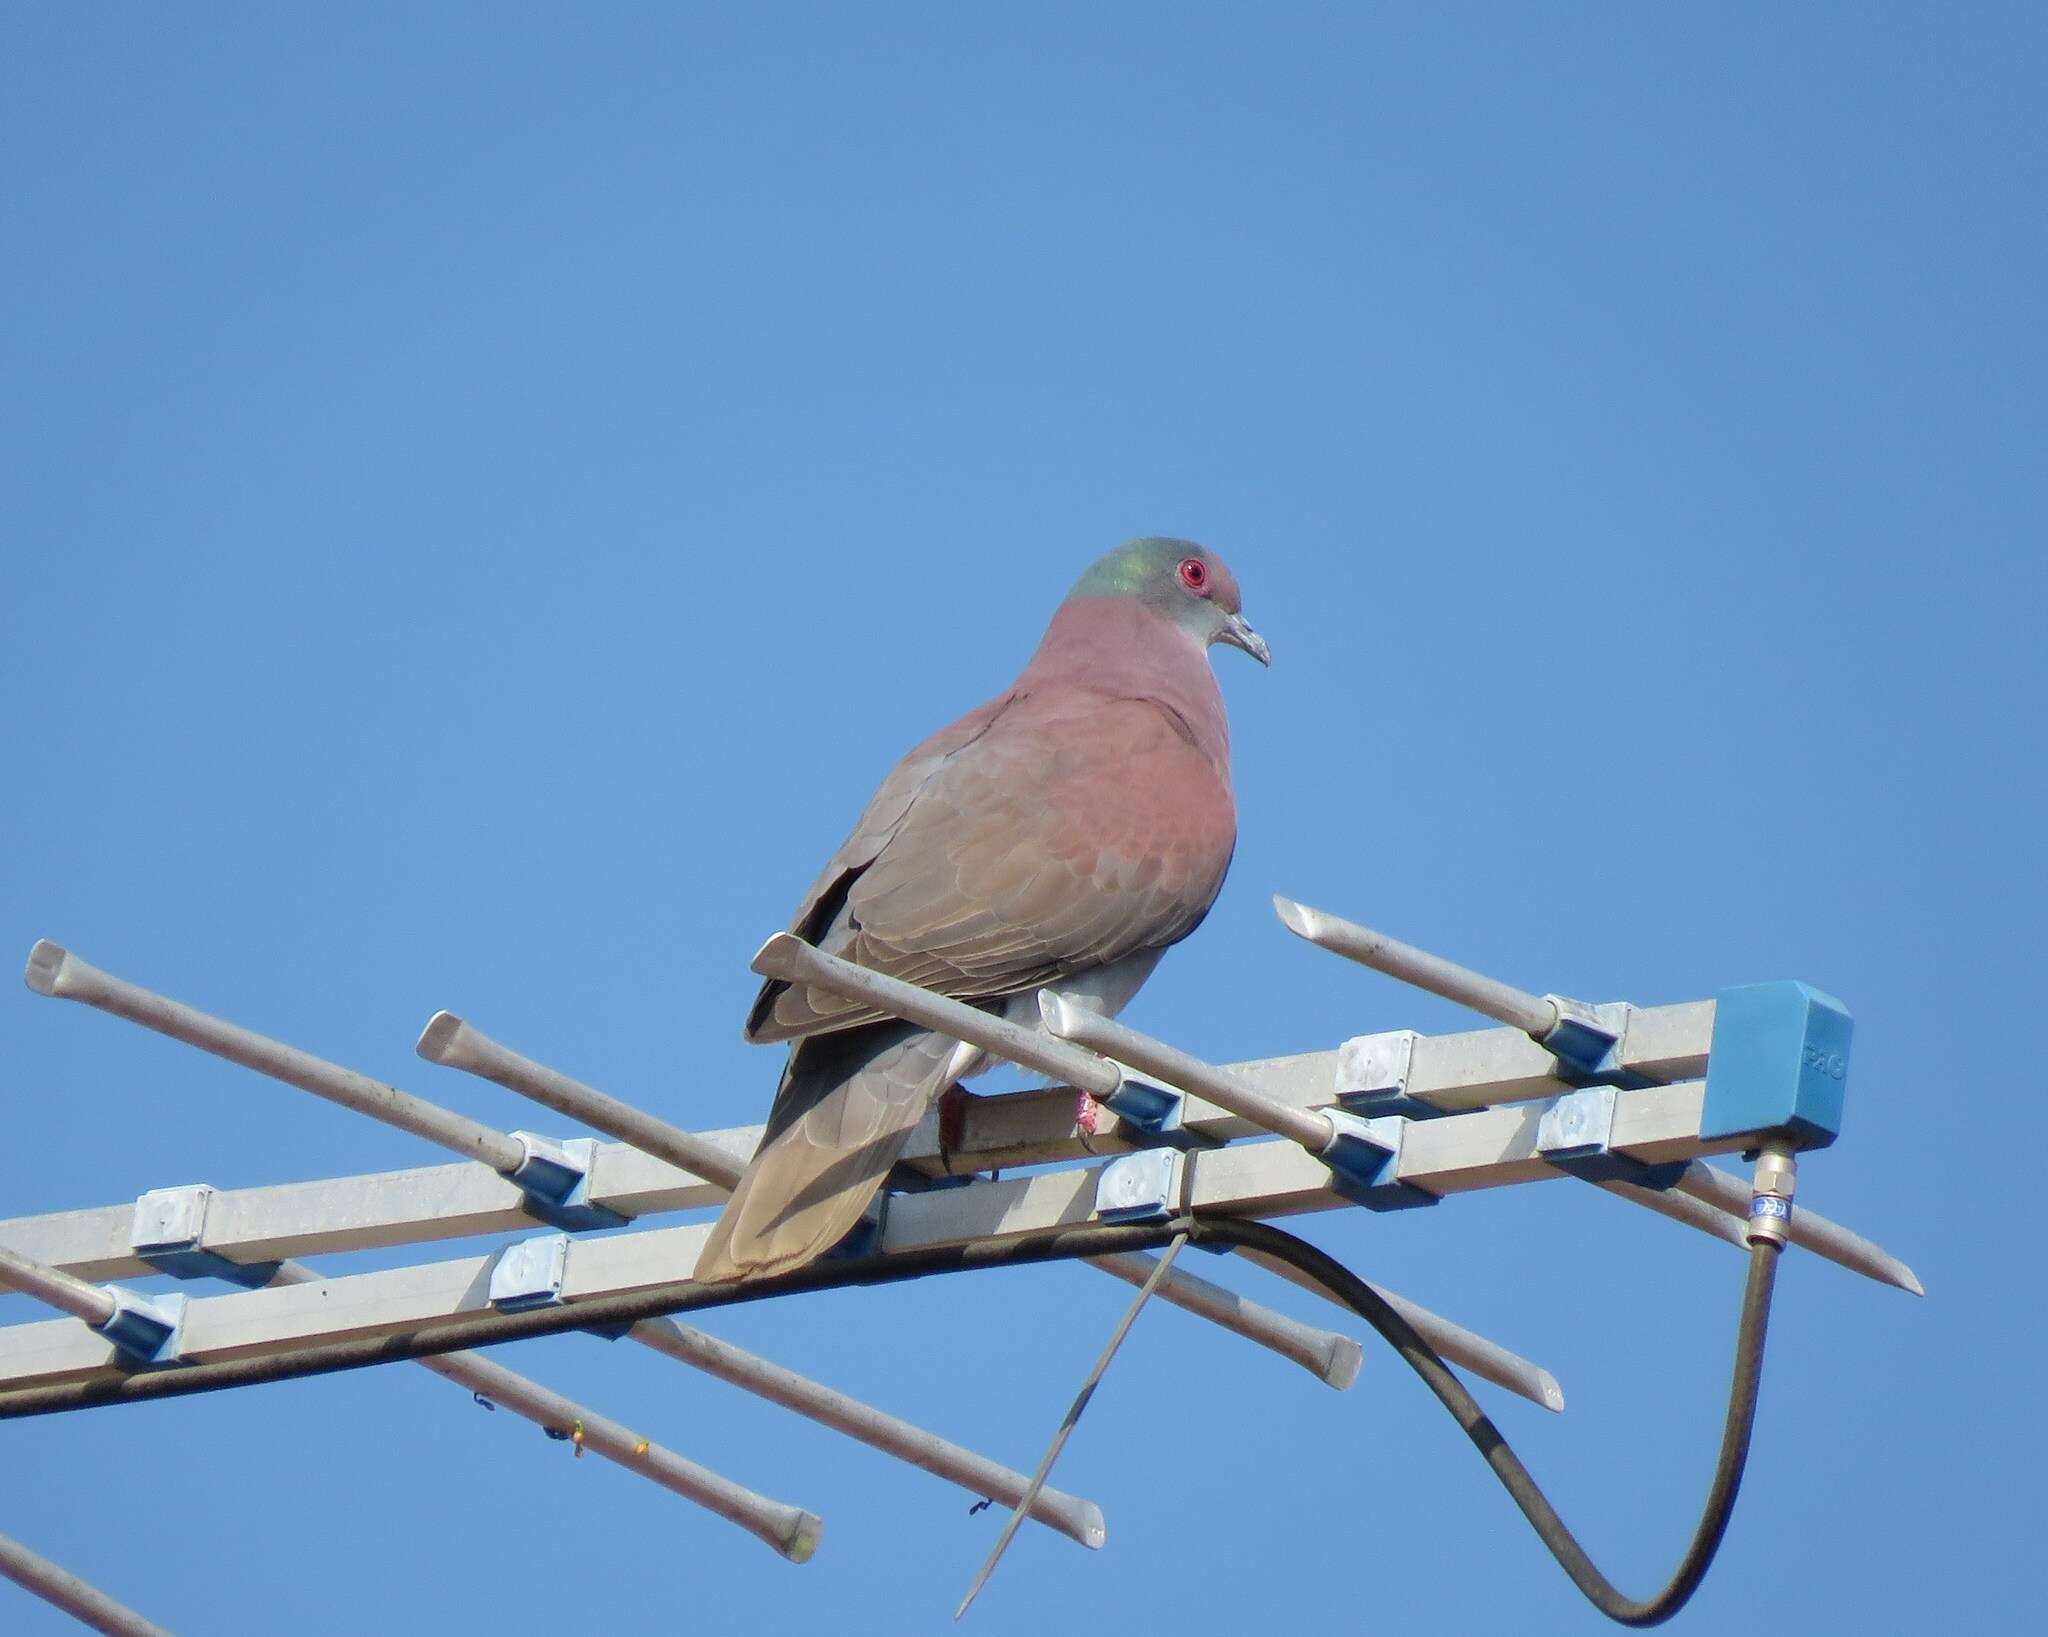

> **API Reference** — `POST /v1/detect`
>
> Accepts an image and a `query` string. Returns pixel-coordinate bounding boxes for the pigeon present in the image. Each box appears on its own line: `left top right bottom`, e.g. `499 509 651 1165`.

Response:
695 536 1268 1282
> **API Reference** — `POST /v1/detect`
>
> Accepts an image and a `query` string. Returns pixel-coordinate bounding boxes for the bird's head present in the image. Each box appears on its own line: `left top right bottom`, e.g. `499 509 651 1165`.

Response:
1066 537 1270 666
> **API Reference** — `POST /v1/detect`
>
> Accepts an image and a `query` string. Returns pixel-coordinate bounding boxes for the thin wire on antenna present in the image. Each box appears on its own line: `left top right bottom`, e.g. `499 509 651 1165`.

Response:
954 1229 1190 1619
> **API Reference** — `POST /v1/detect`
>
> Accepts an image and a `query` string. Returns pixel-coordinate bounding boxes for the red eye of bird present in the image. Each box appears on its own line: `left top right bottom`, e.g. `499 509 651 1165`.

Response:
1177 557 1209 593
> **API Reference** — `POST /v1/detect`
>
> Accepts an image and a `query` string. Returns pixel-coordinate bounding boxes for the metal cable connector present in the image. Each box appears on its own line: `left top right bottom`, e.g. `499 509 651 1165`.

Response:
1747 1142 1798 1248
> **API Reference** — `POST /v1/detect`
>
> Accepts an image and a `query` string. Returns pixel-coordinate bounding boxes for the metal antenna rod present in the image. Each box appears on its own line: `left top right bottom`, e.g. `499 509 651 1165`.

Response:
27 944 525 1173
0 1243 820 1558
1588 1176 1749 1248
0 1245 116 1328
260 1262 822 1559
751 934 1120 1098
955 1233 1189 1619
0 1531 173 1637
1667 1160 1924 1295
630 1318 1105 1549
1221 1249 1565 1412
764 932 1324 1149
419 1011 746 1190
1274 896 1559 1036
422 1010 1367 1392
1086 1251 1356 1393
1039 992 1338 1151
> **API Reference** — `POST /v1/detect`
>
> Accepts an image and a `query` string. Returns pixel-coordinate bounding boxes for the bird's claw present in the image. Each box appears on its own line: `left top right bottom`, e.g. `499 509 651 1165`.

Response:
937 1081 979 1173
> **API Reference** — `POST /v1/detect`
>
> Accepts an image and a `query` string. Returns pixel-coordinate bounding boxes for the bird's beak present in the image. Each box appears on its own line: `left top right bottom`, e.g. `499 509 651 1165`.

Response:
1218 611 1271 667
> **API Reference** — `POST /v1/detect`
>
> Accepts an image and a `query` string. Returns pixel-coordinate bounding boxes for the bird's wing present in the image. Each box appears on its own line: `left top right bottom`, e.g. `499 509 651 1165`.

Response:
742 688 1018 1040
747 690 1236 1044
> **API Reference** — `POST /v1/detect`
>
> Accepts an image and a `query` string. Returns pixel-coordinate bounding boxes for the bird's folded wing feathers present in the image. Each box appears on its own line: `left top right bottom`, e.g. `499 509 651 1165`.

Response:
746 693 1235 1045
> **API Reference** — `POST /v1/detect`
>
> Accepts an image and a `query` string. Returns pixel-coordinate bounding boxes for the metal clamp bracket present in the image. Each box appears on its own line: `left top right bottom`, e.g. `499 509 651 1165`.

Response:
1535 1087 1685 1187
94 1287 190 1364
1318 1110 1439 1212
508 1133 629 1231
1334 1030 1450 1120
488 1233 571 1311
129 1184 282 1287
1094 1148 1183 1223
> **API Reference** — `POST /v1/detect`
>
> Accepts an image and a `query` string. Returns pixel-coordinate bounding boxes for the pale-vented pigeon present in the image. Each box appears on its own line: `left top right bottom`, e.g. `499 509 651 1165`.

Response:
695 537 1268 1283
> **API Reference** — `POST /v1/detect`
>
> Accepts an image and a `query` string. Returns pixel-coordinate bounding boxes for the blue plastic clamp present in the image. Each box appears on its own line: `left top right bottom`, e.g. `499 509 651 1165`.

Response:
94 1288 190 1364
1318 1110 1439 1213
1534 1087 1685 1187
1099 1076 1216 1151
508 1133 629 1231
1102 1077 1179 1131
1538 997 1644 1082
1699 981 1852 1149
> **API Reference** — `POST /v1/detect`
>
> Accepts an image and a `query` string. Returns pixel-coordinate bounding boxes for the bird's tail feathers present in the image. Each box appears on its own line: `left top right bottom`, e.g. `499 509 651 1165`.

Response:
694 1025 956 1283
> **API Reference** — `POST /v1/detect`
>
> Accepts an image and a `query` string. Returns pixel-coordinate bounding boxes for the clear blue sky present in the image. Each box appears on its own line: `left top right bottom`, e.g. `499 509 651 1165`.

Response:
3 5 2041 1632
